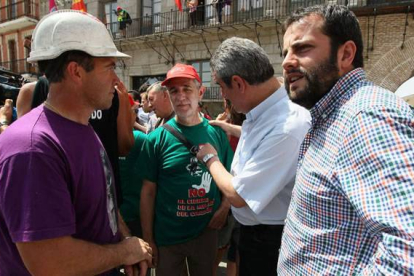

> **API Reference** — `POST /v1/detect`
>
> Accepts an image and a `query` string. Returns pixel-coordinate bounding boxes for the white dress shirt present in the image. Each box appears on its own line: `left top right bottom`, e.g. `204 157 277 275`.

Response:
231 86 311 225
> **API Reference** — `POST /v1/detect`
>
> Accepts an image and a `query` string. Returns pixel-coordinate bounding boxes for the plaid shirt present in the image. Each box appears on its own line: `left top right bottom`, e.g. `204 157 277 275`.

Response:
278 68 414 275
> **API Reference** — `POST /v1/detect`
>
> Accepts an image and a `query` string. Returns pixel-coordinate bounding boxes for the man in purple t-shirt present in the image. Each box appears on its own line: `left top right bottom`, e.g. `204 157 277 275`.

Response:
0 10 152 275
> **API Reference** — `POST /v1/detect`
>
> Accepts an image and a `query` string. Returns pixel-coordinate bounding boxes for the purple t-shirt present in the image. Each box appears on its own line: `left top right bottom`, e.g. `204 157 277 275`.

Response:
0 105 120 275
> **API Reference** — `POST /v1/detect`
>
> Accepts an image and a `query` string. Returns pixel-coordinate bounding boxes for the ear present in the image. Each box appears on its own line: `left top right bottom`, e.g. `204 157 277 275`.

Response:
337 40 357 75
198 85 206 99
232 75 245 94
163 90 170 100
65 61 84 86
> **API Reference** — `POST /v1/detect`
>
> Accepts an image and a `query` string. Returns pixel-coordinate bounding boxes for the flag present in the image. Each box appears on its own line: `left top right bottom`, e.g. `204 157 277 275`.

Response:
49 0 57 12
72 0 87 12
175 0 183 11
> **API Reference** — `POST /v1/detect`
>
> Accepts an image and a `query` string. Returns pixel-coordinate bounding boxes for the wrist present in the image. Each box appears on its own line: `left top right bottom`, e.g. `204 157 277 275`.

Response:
203 154 218 167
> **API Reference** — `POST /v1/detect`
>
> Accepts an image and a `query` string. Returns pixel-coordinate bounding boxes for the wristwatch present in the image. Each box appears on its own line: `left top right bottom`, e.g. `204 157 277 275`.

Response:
202 153 217 165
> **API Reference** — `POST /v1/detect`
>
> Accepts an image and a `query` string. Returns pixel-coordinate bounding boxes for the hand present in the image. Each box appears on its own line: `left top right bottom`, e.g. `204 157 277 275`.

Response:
216 111 228 121
208 200 230 229
196 143 218 163
209 120 242 138
124 264 136 276
148 241 158 268
115 81 129 106
138 260 149 276
0 99 13 124
120 237 152 266
209 120 232 135
124 262 148 276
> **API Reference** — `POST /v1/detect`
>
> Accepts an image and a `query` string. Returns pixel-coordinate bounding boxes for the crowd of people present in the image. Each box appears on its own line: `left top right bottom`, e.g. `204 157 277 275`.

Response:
0 4 413 276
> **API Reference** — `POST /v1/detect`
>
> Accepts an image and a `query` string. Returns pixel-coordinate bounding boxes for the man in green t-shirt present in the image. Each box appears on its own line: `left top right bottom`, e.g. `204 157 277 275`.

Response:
140 64 233 276
119 130 147 237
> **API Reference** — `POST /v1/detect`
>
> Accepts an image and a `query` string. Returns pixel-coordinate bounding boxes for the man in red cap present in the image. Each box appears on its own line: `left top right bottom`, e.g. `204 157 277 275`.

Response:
140 64 234 276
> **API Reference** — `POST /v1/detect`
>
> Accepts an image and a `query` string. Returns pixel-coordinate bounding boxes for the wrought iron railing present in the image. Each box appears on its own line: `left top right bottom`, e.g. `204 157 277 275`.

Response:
0 59 37 75
0 0 40 24
106 0 413 39
203 86 222 101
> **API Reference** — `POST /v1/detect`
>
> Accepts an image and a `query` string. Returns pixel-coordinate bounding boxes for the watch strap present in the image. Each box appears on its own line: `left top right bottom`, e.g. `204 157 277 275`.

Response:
202 153 217 165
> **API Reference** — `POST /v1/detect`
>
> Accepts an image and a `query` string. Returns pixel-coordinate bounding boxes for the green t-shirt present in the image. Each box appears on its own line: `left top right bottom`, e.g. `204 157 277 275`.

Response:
119 131 147 222
141 118 233 246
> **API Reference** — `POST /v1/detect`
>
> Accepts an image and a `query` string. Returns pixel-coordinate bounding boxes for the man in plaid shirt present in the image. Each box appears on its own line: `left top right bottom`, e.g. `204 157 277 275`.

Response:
278 4 414 275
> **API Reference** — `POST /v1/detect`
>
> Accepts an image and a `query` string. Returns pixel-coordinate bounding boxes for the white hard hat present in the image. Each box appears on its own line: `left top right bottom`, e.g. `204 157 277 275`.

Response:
28 10 130 63
395 77 414 107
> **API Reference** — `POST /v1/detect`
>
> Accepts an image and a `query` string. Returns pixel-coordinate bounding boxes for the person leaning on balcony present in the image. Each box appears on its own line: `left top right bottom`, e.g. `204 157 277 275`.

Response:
187 0 198 27
115 6 132 38
214 0 224 24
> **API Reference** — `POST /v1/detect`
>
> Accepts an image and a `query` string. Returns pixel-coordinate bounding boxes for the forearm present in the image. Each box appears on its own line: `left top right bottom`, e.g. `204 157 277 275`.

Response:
140 183 156 242
17 236 127 276
117 111 134 156
227 124 242 138
134 122 147 133
209 120 242 138
206 158 246 208
118 211 131 238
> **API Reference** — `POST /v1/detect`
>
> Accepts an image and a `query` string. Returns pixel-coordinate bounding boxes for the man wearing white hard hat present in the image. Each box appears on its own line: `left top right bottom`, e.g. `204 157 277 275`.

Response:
0 10 152 275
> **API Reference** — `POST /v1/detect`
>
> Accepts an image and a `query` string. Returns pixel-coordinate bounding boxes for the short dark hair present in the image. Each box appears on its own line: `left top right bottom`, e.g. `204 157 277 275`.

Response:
129 90 141 102
284 5 364 68
37 51 95 83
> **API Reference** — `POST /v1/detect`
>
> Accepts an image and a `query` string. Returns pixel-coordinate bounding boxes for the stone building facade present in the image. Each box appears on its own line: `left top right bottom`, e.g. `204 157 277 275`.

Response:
17 0 414 114
0 0 40 78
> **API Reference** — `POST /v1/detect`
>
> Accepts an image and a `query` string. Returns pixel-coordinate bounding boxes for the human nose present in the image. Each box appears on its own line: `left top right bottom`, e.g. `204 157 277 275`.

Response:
175 89 186 100
282 51 298 72
113 75 121 87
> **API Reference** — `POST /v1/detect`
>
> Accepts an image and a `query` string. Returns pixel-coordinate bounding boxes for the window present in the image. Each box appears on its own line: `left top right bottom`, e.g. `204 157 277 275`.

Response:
141 0 161 34
8 40 17 73
7 0 17 20
191 60 212 87
191 60 222 101
104 2 118 36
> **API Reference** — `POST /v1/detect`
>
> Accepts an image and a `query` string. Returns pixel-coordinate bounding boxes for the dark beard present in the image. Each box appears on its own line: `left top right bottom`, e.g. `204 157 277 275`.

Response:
285 56 340 110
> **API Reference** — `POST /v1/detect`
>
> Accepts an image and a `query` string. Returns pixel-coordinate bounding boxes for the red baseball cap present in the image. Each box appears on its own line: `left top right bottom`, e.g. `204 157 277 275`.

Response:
117 6 122 11
161 63 202 86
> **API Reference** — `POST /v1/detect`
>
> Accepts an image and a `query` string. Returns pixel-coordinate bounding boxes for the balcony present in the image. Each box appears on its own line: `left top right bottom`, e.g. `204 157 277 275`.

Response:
0 59 37 75
203 86 222 101
0 0 39 34
107 0 413 40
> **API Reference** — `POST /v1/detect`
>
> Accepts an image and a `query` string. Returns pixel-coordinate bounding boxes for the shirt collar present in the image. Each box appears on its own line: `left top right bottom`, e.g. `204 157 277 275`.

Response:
310 68 366 125
246 86 287 122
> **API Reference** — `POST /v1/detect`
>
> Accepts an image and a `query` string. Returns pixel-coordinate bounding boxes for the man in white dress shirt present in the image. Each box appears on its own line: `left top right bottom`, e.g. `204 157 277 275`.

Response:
196 37 311 275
